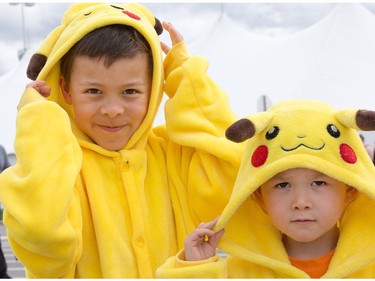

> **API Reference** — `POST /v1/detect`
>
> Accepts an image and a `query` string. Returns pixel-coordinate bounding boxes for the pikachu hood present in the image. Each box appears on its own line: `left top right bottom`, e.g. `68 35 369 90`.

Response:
26 2 163 149
215 99 375 278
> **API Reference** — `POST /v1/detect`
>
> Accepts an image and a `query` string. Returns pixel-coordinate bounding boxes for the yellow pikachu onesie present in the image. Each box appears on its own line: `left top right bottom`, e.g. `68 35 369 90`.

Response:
158 99 375 278
0 3 242 278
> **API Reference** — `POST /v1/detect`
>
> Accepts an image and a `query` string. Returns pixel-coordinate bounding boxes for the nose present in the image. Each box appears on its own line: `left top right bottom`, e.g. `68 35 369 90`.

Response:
291 188 312 210
100 97 125 118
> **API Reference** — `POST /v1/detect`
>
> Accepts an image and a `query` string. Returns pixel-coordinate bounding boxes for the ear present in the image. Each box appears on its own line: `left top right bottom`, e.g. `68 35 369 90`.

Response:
335 109 375 131
252 188 264 206
226 112 274 143
154 17 163 35
60 77 72 105
226 118 255 143
252 188 270 216
345 186 358 205
356 110 375 130
27 54 48 80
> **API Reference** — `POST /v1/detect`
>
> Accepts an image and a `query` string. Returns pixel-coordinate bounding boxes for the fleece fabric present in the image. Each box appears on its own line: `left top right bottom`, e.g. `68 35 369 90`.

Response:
0 3 242 278
157 100 375 278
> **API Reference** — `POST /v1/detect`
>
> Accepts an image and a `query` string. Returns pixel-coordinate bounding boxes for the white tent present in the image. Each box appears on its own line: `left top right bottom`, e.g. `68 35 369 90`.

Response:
0 49 33 154
188 3 375 117
2 3 375 154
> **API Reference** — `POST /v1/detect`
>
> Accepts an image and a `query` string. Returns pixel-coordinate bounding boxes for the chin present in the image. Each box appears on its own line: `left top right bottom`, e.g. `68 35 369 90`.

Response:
98 141 126 151
106 144 125 151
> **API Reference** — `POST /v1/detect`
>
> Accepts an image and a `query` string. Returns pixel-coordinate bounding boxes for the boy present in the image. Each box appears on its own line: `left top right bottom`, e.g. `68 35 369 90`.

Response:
157 99 375 278
0 3 242 278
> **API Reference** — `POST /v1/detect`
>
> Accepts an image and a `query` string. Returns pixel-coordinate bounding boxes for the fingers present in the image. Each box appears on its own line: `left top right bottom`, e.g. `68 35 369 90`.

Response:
198 215 220 230
160 41 170 55
162 21 184 45
184 217 225 261
27 80 51 97
187 228 215 245
184 220 220 248
160 21 184 55
39 85 51 97
208 228 225 247
192 217 223 245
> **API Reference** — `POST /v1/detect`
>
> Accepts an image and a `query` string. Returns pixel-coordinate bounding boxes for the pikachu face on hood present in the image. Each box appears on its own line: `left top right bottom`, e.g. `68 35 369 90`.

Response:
26 3 164 149
214 100 375 275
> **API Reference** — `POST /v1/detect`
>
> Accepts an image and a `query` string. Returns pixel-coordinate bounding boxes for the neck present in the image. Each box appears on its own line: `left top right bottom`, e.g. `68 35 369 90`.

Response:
283 226 339 259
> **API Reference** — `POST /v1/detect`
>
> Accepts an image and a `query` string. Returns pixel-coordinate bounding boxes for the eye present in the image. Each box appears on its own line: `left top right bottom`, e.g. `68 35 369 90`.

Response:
275 182 290 189
266 126 280 140
110 5 124 10
326 124 340 138
312 181 326 187
124 89 139 95
85 88 100 94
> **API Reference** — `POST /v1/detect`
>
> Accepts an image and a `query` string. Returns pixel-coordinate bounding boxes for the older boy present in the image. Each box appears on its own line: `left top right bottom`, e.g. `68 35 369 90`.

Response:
0 3 242 278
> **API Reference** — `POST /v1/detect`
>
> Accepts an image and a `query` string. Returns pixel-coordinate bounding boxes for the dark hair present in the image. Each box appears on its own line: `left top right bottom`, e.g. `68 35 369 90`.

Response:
60 24 153 85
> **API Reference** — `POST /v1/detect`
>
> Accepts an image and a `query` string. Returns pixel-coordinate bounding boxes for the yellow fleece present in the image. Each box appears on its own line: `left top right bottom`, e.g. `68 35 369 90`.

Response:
0 3 242 278
157 100 375 278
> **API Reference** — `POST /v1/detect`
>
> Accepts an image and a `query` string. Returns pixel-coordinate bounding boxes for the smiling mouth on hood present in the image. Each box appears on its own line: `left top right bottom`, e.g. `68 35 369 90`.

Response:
281 143 325 152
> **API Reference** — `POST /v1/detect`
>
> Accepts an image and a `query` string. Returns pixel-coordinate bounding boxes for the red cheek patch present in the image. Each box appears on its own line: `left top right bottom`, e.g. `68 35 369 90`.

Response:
339 143 357 164
123 10 141 20
252 145 268 167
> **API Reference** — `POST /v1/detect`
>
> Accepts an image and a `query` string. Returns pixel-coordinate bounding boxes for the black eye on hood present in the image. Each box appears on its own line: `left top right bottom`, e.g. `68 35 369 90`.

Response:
110 5 124 10
327 124 340 138
266 126 280 140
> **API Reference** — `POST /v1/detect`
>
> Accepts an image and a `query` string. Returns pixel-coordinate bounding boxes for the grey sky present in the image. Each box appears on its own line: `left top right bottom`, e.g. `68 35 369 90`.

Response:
1 2 375 76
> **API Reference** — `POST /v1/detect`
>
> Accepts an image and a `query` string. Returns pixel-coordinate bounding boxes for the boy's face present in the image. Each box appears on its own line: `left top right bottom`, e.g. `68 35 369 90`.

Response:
259 168 356 245
60 53 151 150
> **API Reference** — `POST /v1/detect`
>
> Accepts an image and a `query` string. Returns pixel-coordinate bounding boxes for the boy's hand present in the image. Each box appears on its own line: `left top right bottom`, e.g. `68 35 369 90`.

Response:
161 21 184 55
184 216 225 261
27 80 51 98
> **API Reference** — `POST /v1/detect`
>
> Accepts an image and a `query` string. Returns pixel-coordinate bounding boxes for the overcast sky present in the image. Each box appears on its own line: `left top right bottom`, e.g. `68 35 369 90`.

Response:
1 2 375 76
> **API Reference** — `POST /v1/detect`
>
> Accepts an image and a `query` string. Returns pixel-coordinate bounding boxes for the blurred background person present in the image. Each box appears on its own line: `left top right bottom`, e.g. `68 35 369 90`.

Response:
360 134 375 164
0 144 10 278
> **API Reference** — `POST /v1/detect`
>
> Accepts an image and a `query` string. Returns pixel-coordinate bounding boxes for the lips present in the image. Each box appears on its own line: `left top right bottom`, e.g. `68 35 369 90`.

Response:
291 218 315 225
98 125 125 132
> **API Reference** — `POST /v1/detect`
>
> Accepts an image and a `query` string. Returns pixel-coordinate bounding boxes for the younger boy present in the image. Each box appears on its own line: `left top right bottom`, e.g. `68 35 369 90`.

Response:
0 3 242 278
157 99 375 278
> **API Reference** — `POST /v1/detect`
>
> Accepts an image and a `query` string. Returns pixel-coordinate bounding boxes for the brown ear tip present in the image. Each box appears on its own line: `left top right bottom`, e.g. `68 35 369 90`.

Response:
226 119 255 143
154 17 163 35
356 109 375 131
27 53 47 80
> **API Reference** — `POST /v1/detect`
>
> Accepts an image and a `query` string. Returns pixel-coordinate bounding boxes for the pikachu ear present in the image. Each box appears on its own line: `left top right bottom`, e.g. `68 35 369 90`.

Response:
226 118 255 143
356 110 375 130
153 17 163 35
335 109 375 131
128 3 163 35
226 112 273 143
27 54 47 80
26 3 92 80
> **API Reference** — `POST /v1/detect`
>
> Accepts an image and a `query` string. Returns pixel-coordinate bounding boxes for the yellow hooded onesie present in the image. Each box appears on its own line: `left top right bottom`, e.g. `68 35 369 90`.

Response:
0 3 242 278
157 99 375 278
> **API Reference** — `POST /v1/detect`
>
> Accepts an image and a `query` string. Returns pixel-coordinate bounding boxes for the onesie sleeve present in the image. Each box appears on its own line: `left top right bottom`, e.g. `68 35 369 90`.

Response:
0 87 83 278
156 249 227 278
163 41 190 99
163 43 245 230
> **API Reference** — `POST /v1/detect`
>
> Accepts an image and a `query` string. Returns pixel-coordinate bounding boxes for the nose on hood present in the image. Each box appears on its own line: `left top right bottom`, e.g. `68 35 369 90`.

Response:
26 3 164 150
214 99 375 263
